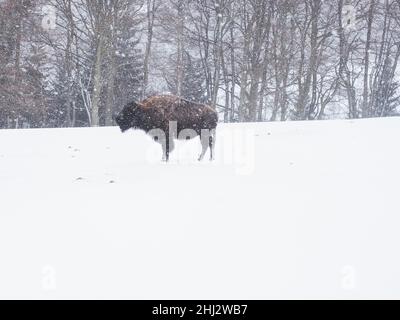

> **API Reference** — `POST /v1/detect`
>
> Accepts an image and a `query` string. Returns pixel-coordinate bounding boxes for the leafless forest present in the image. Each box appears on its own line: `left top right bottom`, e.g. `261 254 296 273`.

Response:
1 0 400 128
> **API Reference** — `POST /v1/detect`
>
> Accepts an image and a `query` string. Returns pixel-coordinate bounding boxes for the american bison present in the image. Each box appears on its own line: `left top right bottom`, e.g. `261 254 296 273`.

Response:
114 95 218 161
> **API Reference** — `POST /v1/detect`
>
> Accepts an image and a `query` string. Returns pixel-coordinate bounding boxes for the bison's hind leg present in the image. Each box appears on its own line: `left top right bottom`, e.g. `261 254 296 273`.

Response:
198 129 216 161
198 138 208 161
209 129 216 161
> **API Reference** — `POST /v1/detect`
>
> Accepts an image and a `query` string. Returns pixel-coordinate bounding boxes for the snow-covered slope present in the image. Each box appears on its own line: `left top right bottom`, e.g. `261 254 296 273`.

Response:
0 117 399 299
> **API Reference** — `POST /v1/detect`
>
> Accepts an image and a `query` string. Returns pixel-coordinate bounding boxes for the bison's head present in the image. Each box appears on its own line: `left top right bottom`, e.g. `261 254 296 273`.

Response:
114 102 140 132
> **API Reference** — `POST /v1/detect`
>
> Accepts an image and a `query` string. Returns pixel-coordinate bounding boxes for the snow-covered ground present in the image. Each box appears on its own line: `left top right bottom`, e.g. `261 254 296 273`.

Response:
0 117 399 299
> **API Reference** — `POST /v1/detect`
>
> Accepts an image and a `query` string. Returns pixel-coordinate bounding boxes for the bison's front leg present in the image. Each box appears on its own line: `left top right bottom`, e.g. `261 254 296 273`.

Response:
148 128 173 162
162 135 175 162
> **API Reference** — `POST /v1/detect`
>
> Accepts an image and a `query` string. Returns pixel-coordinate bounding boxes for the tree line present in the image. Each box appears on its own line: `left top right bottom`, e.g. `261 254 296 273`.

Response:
1 0 399 129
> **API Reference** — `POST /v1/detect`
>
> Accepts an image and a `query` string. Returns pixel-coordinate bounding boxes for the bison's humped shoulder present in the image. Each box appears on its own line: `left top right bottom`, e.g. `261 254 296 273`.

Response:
141 95 180 109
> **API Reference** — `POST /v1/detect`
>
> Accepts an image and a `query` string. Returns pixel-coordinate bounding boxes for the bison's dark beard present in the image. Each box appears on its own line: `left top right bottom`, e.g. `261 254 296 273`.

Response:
115 116 131 132
118 124 131 132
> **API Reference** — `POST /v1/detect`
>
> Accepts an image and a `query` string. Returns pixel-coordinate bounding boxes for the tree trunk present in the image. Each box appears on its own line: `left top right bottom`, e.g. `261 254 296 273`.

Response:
14 0 23 81
361 0 376 118
175 1 184 97
105 50 117 126
338 0 358 119
229 18 236 121
91 34 104 127
65 0 74 127
211 0 222 109
143 0 156 98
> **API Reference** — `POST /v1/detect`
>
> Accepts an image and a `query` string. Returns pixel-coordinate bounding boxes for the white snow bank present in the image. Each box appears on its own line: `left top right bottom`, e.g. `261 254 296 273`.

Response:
0 117 399 299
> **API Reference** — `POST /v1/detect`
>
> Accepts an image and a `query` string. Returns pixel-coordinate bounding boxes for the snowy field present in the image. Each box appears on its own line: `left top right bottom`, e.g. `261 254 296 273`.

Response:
0 117 400 299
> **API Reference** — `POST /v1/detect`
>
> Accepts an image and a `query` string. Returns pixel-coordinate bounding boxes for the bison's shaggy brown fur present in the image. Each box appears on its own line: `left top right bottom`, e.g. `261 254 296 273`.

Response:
115 95 218 161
